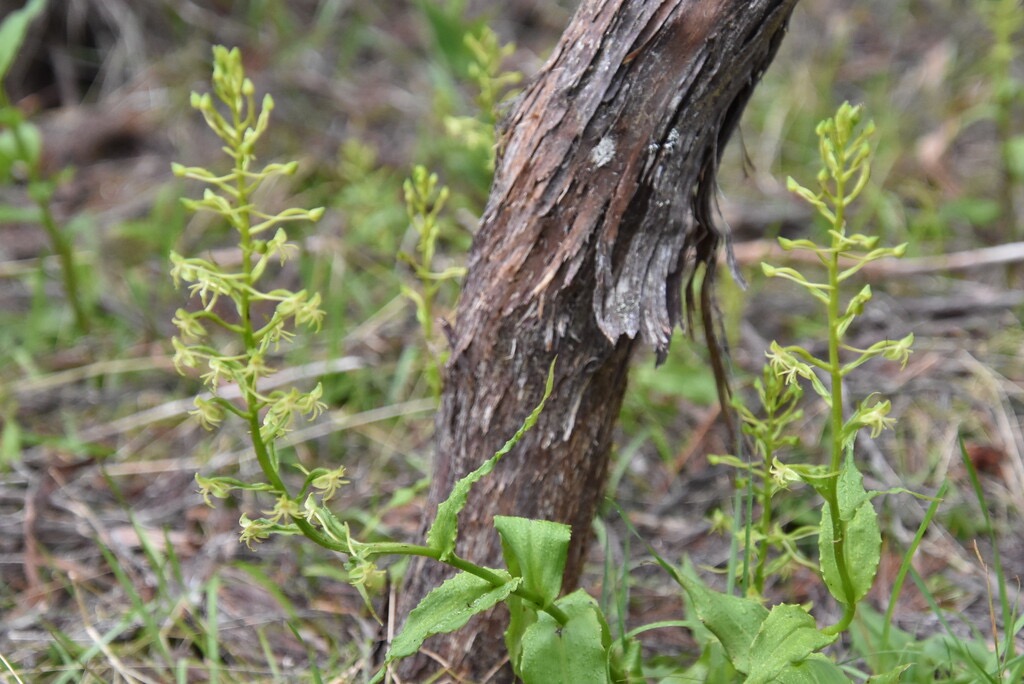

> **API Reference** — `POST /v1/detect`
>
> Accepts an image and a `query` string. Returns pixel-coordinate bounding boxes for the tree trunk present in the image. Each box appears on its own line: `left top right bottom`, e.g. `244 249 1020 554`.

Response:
397 0 798 680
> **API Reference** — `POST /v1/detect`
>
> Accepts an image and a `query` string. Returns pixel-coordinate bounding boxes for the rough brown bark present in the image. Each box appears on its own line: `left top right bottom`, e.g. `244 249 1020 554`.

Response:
397 0 798 680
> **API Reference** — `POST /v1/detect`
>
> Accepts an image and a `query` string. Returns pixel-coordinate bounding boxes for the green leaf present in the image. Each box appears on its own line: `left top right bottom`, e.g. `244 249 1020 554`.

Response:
385 569 520 663
1006 135 1024 180
939 197 1002 226
771 653 850 683
671 559 769 674
505 592 538 675
516 589 610 684
819 455 881 606
0 414 20 468
0 202 42 223
496 515 570 674
416 0 487 79
426 361 555 560
676 641 740 684
867 665 911 683
494 515 570 608
836 452 872 522
746 605 837 683
0 0 47 84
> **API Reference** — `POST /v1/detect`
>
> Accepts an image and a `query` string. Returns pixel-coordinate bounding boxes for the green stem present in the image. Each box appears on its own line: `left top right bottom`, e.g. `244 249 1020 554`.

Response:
11 119 90 334
35 190 89 335
369 542 571 625
243 405 342 551
827 244 844 476
823 184 858 635
754 428 776 594
224 106 341 553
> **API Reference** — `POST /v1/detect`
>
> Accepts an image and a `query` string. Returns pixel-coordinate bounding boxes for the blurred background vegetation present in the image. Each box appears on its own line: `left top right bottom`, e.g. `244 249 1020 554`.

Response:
0 0 1021 681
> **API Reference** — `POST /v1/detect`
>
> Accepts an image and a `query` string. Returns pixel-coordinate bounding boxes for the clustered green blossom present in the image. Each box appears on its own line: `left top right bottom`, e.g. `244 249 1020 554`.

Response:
770 103 912 632
170 46 338 549
442 26 522 172
764 103 913 458
173 45 612 679
399 166 466 397
712 102 914 634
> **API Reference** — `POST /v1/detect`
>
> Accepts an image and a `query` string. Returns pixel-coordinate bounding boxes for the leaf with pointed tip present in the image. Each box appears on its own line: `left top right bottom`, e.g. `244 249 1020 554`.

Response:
385 569 520 663
746 604 836 683
427 361 555 560
495 515 570 608
819 455 881 606
671 559 769 674
516 589 610 684
0 0 47 84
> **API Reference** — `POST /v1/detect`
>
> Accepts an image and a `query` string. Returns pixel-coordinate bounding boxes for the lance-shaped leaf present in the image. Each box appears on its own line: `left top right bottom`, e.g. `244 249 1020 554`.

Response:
0 0 46 83
819 455 881 606
427 362 555 560
384 570 520 665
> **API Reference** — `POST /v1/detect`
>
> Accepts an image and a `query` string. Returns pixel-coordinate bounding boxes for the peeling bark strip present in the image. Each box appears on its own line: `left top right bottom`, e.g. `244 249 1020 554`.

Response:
398 1 798 680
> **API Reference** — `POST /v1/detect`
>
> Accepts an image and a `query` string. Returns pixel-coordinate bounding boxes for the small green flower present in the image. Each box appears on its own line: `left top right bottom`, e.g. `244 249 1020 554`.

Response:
770 457 801 489
196 474 234 507
191 396 226 430
850 396 896 439
310 465 348 502
347 555 385 594
263 228 295 264
883 333 915 368
171 336 200 373
263 495 304 525
296 383 327 419
241 349 274 384
172 308 207 340
767 343 812 386
239 514 272 549
278 290 325 331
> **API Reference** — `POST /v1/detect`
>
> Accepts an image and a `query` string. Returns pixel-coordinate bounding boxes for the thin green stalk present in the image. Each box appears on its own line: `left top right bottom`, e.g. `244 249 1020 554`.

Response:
823 170 858 635
205 574 221 684
228 99 313 544
753 397 781 593
827 249 844 475
36 196 89 334
960 436 1016 666
10 120 90 334
743 473 756 594
881 480 948 655
727 481 745 597
369 541 571 625
173 46 332 552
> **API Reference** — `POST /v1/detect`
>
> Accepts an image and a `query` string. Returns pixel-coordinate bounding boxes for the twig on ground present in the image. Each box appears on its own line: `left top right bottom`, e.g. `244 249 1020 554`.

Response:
729 239 1024 278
